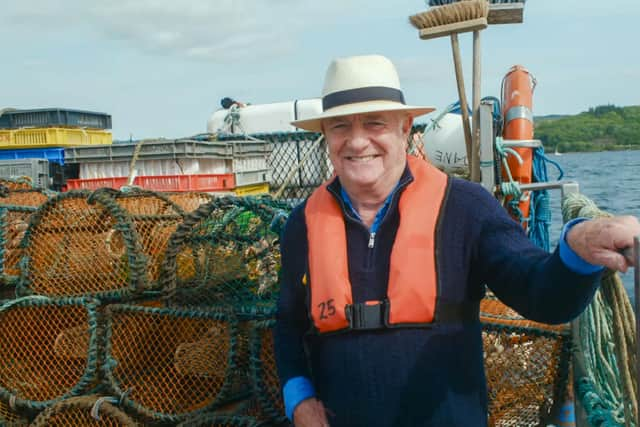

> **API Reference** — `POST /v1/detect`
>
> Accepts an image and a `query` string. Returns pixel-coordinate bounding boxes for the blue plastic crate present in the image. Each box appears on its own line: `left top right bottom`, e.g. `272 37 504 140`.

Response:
0 148 65 165
0 108 111 130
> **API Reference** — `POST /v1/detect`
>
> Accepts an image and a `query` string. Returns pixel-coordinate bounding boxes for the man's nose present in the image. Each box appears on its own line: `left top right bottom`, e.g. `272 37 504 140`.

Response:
346 124 369 150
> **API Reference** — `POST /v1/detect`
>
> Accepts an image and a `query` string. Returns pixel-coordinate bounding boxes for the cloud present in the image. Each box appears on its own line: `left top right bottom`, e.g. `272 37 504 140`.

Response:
2 0 371 62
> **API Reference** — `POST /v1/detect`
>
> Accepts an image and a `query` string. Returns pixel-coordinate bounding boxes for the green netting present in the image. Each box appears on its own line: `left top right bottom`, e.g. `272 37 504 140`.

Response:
563 192 637 427
158 195 290 312
177 413 261 427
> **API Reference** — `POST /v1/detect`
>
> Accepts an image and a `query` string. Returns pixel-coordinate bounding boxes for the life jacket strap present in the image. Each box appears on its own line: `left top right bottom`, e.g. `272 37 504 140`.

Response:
345 300 479 331
345 300 387 330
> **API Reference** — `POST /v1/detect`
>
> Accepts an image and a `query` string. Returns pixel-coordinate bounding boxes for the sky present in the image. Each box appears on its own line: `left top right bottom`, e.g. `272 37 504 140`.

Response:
1 0 638 140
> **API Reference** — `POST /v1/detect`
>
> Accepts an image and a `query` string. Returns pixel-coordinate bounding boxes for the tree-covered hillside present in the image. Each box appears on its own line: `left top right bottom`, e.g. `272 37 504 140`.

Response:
534 105 640 152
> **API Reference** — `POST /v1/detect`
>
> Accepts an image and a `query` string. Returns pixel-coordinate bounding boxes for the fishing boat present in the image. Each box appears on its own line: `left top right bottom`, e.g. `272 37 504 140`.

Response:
0 1 636 426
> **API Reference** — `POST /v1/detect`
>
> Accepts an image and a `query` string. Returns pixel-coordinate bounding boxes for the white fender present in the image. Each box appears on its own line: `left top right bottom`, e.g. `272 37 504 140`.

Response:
207 98 322 135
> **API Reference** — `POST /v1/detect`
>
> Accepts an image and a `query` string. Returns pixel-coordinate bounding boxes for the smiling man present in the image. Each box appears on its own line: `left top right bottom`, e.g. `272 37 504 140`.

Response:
274 55 640 427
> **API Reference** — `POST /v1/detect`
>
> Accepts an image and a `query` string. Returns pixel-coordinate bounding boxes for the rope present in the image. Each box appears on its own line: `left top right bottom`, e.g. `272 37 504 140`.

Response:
127 139 145 186
90 396 119 420
563 192 637 426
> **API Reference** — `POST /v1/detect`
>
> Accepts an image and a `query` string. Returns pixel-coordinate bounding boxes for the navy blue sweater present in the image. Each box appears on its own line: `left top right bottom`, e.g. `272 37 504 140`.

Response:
274 168 600 427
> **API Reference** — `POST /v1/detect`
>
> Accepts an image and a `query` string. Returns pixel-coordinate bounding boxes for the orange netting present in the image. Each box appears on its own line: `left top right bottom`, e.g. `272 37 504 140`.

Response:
105 304 238 422
480 295 571 427
30 395 139 427
0 189 51 284
112 191 184 287
0 298 98 408
0 189 49 207
249 321 285 422
19 192 146 299
166 192 215 213
0 179 32 191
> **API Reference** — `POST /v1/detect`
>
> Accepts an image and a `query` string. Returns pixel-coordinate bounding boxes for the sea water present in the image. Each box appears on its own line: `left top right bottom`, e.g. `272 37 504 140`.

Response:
546 149 640 301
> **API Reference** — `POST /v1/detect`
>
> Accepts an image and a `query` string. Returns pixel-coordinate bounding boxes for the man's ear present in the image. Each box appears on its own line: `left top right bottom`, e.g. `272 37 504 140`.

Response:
402 114 414 136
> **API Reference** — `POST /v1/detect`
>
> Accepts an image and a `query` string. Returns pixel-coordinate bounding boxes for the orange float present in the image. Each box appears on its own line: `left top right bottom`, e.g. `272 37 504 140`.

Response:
501 65 535 229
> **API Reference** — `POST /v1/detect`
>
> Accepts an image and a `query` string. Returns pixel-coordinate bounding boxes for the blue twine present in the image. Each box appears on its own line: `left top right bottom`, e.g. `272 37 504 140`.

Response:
527 146 564 251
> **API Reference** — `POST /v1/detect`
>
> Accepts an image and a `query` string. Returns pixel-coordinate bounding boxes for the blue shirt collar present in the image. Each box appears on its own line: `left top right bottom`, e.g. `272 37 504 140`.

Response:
340 184 399 233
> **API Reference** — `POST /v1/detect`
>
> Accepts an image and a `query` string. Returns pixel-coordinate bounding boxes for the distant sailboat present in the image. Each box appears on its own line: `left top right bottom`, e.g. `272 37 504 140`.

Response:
554 146 562 156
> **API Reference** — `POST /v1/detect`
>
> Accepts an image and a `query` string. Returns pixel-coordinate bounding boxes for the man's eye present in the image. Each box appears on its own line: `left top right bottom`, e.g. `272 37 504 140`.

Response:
366 121 386 127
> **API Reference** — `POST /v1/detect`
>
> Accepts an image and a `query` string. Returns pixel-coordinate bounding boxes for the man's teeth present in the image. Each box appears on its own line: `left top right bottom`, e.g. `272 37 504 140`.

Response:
348 155 377 162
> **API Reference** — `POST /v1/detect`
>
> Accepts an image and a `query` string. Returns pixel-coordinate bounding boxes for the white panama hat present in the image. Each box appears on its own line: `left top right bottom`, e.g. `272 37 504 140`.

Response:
291 54 435 132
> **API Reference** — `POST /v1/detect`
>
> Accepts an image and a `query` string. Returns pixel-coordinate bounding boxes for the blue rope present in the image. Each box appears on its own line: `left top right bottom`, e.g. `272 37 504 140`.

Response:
528 146 565 251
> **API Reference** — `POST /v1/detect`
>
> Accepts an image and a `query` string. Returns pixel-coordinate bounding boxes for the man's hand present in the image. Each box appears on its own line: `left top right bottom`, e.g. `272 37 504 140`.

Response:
293 398 330 427
567 216 640 272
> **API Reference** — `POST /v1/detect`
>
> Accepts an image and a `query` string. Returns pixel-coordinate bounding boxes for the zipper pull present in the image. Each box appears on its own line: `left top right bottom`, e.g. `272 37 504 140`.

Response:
368 232 376 249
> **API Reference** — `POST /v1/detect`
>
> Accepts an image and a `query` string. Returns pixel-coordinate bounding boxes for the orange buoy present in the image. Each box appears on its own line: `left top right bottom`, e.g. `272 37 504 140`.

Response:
501 65 536 229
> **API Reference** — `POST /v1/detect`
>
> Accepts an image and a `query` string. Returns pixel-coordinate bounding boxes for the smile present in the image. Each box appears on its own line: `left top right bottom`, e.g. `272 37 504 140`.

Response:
346 155 379 162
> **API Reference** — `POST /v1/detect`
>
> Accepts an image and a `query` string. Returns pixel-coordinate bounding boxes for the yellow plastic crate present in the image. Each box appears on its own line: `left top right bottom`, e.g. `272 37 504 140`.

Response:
234 182 269 196
0 127 112 148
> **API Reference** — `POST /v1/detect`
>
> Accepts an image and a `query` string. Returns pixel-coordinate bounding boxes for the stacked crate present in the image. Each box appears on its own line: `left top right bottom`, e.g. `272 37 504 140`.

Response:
0 108 112 190
64 138 273 196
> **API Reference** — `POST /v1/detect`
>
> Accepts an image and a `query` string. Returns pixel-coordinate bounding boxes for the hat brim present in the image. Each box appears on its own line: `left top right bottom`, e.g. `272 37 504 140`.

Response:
291 101 435 132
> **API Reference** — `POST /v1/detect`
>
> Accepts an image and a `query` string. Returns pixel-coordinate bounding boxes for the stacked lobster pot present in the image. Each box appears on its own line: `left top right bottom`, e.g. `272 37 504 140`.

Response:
0 184 292 426
63 137 273 197
0 180 52 296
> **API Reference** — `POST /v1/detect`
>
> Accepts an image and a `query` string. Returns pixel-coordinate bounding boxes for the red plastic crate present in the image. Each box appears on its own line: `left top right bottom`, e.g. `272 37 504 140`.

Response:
65 173 235 192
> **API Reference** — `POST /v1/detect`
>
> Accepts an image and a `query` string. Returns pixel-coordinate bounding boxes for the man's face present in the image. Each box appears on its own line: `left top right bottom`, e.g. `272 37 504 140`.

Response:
322 111 412 193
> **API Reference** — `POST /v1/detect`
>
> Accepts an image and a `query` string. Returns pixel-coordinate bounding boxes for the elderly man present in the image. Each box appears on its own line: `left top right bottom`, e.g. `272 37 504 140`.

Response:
274 54 640 427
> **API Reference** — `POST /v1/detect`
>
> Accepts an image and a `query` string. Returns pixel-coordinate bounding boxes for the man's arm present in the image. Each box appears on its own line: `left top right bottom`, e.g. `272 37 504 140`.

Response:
471 188 609 324
273 205 330 425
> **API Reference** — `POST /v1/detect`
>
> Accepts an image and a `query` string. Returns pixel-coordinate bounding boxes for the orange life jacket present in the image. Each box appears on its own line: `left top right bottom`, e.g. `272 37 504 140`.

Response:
304 155 448 334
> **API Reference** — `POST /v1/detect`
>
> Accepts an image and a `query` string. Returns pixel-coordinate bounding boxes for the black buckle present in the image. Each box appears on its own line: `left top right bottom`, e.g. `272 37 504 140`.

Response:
346 300 386 330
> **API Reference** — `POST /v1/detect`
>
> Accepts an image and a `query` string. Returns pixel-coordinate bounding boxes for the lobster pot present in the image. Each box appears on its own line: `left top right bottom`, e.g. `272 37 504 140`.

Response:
246 320 287 423
17 190 148 300
0 189 51 284
480 294 571 427
104 304 240 424
0 297 99 411
178 413 261 427
0 178 33 190
0 188 50 207
30 395 139 427
166 192 215 213
111 190 185 288
158 196 288 309
267 134 332 199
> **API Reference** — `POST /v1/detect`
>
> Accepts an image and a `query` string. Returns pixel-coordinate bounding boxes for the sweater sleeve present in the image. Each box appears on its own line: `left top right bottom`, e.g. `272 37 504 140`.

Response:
274 204 313 387
470 185 601 324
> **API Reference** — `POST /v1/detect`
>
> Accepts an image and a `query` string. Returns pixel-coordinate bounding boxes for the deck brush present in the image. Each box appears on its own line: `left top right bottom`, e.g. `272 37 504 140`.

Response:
409 0 489 30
